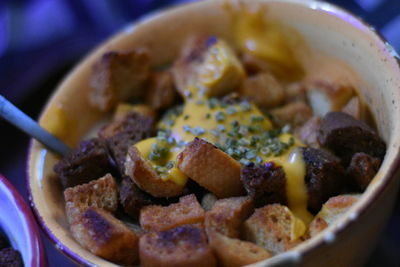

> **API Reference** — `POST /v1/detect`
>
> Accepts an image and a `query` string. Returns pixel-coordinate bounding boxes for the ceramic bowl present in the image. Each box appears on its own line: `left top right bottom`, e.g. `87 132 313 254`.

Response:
0 174 46 266
27 0 400 266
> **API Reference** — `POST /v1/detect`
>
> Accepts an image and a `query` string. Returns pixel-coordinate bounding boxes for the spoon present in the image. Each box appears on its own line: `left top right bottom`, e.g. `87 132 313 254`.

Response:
0 95 71 156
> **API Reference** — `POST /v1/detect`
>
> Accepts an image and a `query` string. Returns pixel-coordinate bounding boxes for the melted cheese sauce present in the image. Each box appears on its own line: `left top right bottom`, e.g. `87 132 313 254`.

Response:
134 7 314 227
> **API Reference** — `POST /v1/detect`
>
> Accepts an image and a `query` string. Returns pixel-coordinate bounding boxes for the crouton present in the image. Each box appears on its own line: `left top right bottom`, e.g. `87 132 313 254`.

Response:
145 71 178 110
302 147 345 213
209 232 271 267
113 103 156 121
125 145 185 197
347 152 381 191
71 207 139 265
240 72 285 108
119 176 156 220
342 96 362 120
99 111 154 174
306 80 354 117
89 49 150 111
294 116 321 148
172 36 245 98
285 82 307 103
201 193 218 211
140 194 205 232
0 248 23 267
318 111 386 165
270 102 312 128
54 138 112 189
139 225 216 267
64 173 118 224
240 162 287 208
309 194 360 237
205 197 253 238
243 204 306 255
177 138 245 198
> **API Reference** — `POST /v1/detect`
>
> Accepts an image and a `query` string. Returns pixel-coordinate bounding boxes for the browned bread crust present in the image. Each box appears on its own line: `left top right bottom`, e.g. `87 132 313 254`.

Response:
119 176 156 220
139 225 216 267
270 101 312 127
209 232 271 267
241 72 285 108
71 207 139 265
177 138 245 198
243 204 304 255
205 196 253 238
89 49 150 111
54 138 112 189
309 194 360 237
145 71 177 110
99 111 154 174
140 194 205 232
125 145 184 197
240 162 287 208
64 173 118 224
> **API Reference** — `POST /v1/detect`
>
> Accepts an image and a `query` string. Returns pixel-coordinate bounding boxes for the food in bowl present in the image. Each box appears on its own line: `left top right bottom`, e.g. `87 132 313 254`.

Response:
0 230 23 267
50 6 387 264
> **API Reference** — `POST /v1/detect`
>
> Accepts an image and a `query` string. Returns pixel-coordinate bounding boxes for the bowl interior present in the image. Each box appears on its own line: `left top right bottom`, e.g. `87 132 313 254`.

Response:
0 175 46 267
27 0 400 266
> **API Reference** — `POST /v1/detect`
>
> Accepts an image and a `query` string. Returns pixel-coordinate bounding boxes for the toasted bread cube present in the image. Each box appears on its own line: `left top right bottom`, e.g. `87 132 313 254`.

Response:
240 72 285 108
89 49 150 111
285 82 307 102
114 103 156 121
71 207 139 265
201 193 218 211
205 196 253 238
342 96 362 120
209 232 271 267
140 194 205 232
306 80 354 117
139 225 216 267
309 194 360 237
125 145 184 197
145 71 177 110
64 174 118 224
294 116 321 148
270 102 312 128
173 36 245 98
99 111 155 174
243 204 306 255
54 138 112 189
177 138 245 198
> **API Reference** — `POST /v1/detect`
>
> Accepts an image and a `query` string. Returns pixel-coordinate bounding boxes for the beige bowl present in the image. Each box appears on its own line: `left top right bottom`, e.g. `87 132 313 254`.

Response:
27 0 400 266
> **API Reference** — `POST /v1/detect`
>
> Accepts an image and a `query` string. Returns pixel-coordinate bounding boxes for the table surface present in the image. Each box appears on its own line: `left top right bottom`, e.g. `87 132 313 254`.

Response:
0 0 399 266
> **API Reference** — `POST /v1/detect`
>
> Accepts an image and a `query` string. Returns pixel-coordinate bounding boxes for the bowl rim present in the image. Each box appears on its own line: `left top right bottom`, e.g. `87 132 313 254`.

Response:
26 0 400 266
0 174 47 267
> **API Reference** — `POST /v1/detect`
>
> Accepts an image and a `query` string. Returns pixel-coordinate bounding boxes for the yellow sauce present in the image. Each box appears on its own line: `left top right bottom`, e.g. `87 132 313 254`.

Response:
133 7 313 227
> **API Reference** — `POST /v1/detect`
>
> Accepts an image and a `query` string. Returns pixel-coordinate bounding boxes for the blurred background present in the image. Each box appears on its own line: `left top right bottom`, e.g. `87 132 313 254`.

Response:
0 0 399 266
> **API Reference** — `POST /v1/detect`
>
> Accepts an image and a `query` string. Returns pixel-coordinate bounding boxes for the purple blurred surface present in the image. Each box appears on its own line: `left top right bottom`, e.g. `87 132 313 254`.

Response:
0 0 399 266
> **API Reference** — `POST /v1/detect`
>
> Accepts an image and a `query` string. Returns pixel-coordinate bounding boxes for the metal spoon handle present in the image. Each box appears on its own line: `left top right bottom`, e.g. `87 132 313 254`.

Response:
0 95 71 156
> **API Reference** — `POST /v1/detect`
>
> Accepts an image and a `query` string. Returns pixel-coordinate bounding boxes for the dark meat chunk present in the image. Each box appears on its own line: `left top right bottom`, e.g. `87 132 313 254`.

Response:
240 162 287 207
0 248 23 267
99 111 154 174
347 152 381 191
0 233 8 250
302 147 345 213
54 138 112 188
119 177 155 220
318 111 386 165
89 49 150 112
